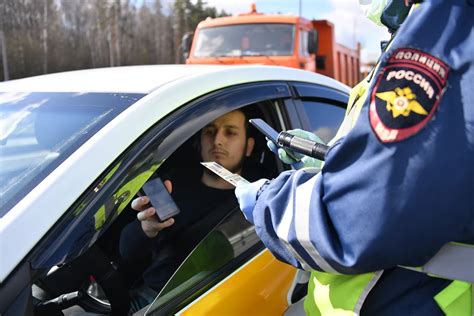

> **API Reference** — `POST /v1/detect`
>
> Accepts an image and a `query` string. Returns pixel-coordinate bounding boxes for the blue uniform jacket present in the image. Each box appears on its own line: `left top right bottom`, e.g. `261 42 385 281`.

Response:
248 0 474 314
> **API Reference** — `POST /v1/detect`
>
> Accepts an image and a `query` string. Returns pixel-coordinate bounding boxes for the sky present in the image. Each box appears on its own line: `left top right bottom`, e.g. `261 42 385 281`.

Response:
196 0 391 64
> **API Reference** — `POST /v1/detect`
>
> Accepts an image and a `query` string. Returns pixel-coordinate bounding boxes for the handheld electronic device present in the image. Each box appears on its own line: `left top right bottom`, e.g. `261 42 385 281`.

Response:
141 178 180 222
249 118 329 161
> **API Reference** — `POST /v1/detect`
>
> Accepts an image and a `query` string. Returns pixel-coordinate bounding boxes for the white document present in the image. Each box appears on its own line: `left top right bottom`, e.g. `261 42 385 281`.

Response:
200 161 249 187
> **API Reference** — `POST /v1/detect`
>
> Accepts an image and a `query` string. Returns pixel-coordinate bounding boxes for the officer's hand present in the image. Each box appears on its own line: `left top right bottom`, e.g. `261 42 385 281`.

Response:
235 178 269 224
132 180 175 238
266 129 324 170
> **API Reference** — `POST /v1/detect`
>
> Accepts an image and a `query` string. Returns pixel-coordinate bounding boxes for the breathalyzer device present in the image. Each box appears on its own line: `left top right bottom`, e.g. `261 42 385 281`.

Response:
249 118 329 161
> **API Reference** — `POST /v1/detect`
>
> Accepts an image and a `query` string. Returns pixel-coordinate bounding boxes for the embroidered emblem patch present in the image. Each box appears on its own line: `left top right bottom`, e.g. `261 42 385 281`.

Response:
369 48 449 143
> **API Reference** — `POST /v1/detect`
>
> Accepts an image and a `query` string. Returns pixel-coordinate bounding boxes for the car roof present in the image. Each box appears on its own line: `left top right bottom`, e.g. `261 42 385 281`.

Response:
0 65 230 93
0 64 348 94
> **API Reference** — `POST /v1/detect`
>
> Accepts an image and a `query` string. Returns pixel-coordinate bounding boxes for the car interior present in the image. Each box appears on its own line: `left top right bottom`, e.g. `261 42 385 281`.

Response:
28 100 293 315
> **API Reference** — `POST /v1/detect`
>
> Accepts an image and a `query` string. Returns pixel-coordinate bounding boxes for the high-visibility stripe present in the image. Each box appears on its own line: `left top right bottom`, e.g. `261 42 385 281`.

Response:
276 177 312 271
354 271 383 314
423 243 474 283
294 170 340 274
403 243 474 283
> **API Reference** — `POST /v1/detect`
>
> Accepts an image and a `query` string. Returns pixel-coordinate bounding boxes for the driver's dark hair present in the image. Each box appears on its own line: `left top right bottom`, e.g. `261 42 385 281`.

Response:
237 107 252 139
239 106 263 140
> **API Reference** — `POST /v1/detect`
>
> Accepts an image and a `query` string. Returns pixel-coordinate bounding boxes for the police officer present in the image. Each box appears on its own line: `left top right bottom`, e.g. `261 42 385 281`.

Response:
235 0 474 314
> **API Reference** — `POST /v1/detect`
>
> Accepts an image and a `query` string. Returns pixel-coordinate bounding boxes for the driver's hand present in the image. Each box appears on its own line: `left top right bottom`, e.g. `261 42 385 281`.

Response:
132 180 175 238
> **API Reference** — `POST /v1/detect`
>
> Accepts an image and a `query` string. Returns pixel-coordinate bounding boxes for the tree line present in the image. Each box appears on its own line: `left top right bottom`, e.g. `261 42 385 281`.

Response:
0 0 228 81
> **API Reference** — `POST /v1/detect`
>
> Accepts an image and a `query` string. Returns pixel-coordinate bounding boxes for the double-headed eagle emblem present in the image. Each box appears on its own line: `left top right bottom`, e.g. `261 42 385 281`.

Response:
376 87 428 118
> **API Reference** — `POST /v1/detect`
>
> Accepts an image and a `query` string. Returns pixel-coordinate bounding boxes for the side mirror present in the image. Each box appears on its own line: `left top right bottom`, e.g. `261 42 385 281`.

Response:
181 32 194 59
307 30 318 54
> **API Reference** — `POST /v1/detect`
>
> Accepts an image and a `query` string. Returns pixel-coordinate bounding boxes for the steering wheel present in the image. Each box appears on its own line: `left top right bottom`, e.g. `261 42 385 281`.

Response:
34 245 130 315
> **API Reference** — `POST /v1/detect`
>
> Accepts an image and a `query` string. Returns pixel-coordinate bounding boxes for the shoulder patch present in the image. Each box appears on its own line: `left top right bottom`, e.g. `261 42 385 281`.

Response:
369 48 449 143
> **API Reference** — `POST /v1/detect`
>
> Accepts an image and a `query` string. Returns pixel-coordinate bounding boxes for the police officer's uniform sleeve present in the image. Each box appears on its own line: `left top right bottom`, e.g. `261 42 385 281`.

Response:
251 0 474 274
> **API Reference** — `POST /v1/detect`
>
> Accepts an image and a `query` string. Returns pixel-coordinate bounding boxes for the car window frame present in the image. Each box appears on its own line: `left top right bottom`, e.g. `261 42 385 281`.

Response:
289 82 348 132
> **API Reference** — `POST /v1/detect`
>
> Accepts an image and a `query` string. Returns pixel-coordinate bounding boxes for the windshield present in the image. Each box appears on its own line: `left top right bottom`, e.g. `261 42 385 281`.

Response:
193 23 295 57
0 92 144 216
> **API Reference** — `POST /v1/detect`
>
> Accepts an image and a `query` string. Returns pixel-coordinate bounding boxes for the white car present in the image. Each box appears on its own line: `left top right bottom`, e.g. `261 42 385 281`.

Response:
0 65 349 315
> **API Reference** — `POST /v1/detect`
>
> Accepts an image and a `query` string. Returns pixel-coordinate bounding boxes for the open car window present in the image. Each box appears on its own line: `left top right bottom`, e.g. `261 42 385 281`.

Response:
112 103 282 314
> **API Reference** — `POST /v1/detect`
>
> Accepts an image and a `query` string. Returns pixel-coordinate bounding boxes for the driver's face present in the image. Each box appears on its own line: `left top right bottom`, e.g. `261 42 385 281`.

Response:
200 111 254 174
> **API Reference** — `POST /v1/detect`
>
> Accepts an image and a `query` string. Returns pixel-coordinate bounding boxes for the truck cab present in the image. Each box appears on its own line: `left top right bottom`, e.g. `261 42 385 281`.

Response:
184 5 361 87
185 5 318 72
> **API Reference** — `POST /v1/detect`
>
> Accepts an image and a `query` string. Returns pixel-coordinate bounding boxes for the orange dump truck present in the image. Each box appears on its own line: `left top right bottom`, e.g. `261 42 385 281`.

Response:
184 5 362 87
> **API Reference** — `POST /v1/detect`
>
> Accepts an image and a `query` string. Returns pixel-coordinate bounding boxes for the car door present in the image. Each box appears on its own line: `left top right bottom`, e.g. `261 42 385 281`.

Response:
140 82 349 316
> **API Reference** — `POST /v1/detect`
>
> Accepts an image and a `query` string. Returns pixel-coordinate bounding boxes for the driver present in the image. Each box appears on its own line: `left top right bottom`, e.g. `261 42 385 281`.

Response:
119 109 256 311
